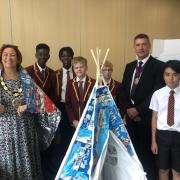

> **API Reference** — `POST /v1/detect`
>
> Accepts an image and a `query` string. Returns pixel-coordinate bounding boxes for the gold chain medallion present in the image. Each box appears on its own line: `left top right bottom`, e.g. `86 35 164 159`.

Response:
0 76 23 108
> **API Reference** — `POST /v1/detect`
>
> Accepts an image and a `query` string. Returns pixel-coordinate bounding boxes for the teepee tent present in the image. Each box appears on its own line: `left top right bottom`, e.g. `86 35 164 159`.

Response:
55 49 147 180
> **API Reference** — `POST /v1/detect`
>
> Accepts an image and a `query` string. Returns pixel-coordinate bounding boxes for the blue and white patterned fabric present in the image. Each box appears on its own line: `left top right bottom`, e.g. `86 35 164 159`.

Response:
55 85 147 180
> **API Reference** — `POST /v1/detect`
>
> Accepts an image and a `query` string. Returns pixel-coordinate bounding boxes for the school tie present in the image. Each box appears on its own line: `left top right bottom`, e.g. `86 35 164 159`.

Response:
78 81 84 113
167 90 175 126
67 70 70 82
131 61 143 99
41 70 46 80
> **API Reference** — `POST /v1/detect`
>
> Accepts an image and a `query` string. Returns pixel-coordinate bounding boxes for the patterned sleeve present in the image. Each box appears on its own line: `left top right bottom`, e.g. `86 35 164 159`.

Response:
20 67 61 150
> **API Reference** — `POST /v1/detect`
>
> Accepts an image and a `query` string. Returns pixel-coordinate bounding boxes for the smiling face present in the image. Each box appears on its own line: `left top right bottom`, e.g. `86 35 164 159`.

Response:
134 38 151 60
164 67 180 89
1 47 18 70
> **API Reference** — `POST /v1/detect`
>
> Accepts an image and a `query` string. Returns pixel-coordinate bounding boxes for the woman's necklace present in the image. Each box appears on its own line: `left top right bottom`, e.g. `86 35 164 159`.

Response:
0 76 23 108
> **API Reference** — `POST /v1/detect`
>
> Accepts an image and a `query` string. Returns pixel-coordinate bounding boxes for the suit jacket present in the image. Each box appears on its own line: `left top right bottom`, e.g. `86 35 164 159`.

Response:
120 56 165 120
65 76 95 122
109 78 124 117
54 68 75 108
26 63 55 101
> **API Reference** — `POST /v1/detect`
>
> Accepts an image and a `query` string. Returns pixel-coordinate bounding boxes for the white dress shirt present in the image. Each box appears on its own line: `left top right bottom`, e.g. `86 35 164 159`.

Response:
36 63 46 73
149 85 180 132
105 79 111 86
61 67 73 102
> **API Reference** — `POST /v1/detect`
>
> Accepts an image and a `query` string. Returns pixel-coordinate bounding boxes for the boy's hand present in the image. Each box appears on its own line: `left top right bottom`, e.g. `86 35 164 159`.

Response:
151 141 158 155
0 104 5 113
17 104 27 115
72 120 79 128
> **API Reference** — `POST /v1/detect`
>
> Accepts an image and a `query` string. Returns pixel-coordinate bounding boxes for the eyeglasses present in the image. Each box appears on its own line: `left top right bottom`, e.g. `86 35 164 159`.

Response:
102 69 112 72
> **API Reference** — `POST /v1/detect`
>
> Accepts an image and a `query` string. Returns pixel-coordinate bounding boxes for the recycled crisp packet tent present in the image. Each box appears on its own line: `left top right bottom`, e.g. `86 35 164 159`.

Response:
55 49 147 180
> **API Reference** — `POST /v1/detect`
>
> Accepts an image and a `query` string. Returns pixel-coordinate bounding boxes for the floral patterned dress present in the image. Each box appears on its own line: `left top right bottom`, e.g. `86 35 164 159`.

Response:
0 79 42 180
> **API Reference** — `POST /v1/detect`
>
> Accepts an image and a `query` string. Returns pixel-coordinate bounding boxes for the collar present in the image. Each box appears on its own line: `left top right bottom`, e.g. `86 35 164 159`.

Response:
76 76 86 83
137 54 150 66
36 63 46 72
105 78 111 85
62 67 73 73
165 85 180 94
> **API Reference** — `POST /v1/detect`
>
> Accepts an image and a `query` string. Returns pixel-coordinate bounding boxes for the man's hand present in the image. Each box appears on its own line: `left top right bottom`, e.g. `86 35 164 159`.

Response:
127 107 139 119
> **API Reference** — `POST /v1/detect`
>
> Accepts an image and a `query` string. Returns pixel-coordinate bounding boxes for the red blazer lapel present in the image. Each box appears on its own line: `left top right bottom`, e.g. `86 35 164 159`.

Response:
43 68 50 88
72 78 80 102
109 79 115 93
72 76 93 104
34 63 50 88
34 63 44 84
56 69 63 96
83 76 93 102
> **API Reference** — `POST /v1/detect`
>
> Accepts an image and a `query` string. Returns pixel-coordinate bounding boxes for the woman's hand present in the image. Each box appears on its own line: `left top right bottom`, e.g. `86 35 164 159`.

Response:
17 104 27 115
0 104 5 113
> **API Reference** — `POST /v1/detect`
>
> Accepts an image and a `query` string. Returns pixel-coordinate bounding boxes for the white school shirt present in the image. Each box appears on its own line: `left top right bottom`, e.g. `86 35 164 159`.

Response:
36 63 46 73
149 85 180 132
61 67 73 102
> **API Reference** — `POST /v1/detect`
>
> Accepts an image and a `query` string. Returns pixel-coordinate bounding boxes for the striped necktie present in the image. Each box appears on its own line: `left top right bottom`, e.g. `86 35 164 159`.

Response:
41 70 46 80
167 90 175 126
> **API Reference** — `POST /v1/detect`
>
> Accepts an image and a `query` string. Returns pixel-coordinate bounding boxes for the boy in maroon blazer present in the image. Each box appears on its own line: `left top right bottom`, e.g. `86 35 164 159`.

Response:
101 60 124 117
26 43 55 180
66 56 95 128
54 47 75 107
26 43 55 102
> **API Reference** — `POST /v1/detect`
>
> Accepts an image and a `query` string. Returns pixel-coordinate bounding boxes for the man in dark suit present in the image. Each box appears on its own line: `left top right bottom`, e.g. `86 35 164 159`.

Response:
120 34 165 180
26 43 55 102
66 56 95 128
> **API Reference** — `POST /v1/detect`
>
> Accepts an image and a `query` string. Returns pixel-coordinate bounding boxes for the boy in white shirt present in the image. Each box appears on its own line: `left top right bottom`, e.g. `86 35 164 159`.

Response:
150 60 180 180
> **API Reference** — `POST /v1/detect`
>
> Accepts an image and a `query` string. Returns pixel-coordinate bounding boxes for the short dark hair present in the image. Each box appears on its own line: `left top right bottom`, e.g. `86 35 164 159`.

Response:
134 33 150 43
0 44 22 70
36 43 50 52
163 60 180 74
59 47 74 58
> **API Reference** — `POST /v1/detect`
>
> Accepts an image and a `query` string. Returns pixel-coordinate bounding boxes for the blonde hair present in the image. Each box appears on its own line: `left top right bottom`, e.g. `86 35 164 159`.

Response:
101 60 113 71
72 56 87 67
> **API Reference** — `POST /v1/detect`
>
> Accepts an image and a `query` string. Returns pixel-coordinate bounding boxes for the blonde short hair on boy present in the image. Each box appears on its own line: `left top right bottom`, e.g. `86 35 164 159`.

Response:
101 60 113 71
72 56 87 66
